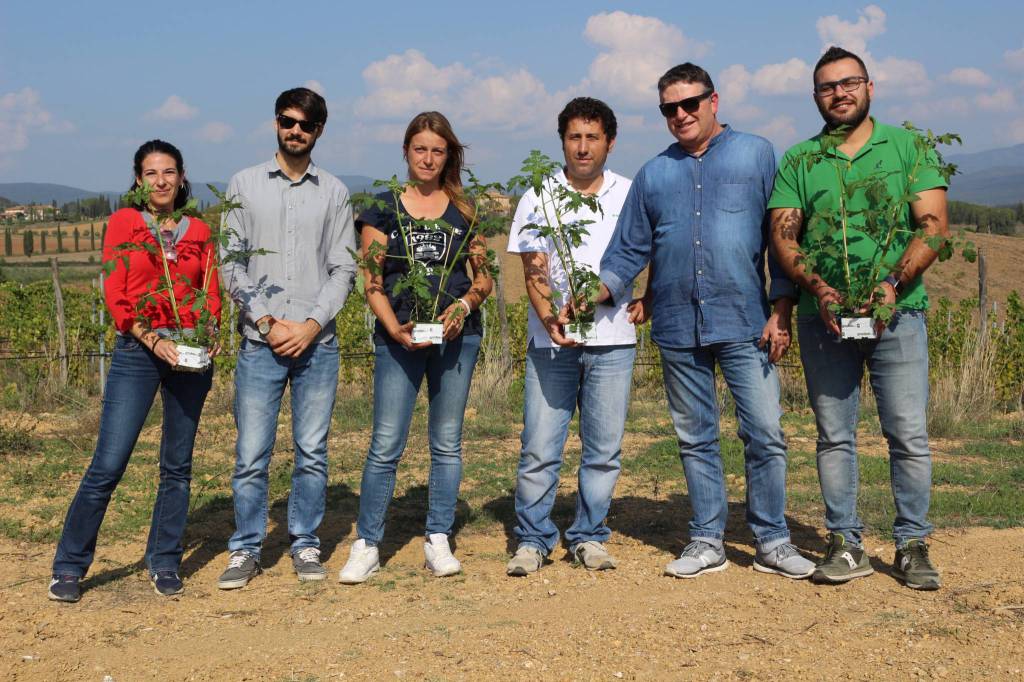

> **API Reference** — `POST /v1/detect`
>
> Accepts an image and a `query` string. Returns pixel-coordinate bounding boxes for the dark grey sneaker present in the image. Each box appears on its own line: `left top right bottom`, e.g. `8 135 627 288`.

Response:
812 533 874 584
217 550 261 590
292 547 327 582
893 539 941 591
48 574 81 603
150 571 184 596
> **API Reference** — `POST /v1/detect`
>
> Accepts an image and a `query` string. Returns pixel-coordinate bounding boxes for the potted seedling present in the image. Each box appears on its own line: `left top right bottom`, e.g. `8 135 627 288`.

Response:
786 123 975 339
105 183 248 371
507 150 603 344
353 174 500 345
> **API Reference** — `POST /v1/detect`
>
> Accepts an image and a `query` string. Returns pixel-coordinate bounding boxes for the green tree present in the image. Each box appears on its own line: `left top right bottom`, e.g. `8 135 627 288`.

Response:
90 222 96 250
56 224 64 253
23 230 34 258
40 231 47 254
73 227 80 252
4 228 11 257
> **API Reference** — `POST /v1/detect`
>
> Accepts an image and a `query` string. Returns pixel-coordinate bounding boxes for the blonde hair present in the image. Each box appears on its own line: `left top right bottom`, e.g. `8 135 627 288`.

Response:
403 111 474 223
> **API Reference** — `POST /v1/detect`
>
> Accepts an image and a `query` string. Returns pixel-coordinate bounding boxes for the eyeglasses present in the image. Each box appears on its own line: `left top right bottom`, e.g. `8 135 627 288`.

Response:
276 114 322 134
658 90 713 118
814 76 868 97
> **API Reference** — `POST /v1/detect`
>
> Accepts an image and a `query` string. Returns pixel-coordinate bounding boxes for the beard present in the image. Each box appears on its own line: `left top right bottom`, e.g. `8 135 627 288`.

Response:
277 131 316 158
817 93 871 131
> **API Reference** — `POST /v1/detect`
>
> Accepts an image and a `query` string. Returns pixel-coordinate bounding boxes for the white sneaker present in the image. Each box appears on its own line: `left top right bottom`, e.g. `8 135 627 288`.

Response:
423 533 461 577
338 539 379 584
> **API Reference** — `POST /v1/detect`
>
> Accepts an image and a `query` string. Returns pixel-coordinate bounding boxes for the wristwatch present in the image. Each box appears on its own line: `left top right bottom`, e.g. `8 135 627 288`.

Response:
883 274 903 296
257 316 275 338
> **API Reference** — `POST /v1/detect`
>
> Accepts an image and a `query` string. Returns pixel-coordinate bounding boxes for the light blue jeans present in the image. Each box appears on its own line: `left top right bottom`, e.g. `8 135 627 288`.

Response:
798 311 932 547
356 335 481 545
228 337 339 558
513 343 636 555
660 339 792 551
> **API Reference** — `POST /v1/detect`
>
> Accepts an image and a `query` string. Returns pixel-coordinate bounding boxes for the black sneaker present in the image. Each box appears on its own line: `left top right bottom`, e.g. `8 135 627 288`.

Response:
292 547 327 582
811 532 874 584
217 550 261 590
150 571 184 596
48 574 81 603
893 539 941 591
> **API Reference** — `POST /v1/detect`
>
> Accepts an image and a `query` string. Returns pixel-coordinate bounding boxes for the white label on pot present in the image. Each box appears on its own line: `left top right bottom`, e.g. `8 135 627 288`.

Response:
411 323 444 345
840 317 877 340
175 344 211 372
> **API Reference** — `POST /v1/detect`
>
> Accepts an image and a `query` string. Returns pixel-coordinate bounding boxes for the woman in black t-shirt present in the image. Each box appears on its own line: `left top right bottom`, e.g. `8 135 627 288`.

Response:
340 112 492 584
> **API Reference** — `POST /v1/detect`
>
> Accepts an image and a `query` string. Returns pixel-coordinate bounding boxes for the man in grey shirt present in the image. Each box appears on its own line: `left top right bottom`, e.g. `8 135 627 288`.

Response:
217 87 356 589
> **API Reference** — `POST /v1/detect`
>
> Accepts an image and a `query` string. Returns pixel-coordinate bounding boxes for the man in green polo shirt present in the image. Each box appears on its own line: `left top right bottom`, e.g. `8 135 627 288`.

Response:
767 46 949 590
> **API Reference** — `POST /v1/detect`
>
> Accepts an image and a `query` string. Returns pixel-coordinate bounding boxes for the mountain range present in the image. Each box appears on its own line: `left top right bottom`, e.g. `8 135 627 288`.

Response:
0 175 376 208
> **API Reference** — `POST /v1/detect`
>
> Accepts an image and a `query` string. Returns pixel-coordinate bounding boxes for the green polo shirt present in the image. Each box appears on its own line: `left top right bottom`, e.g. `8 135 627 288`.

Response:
768 118 948 316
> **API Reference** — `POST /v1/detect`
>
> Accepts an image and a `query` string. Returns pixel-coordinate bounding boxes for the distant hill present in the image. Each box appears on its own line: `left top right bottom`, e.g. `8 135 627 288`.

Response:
0 174 376 208
947 144 1024 206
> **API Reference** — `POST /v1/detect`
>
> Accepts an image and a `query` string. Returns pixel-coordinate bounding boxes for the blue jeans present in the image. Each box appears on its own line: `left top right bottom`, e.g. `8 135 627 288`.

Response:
53 335 212 576
659 340 791 550
356 335 481 545
798 311 932 547
514 343 635 555
229 337 339 558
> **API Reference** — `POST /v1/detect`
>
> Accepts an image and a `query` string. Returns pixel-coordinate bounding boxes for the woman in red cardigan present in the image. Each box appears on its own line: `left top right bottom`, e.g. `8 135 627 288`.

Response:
49 140 222 602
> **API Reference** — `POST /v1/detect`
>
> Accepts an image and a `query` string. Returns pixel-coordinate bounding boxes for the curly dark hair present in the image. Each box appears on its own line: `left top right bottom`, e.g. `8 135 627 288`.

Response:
557 97 617 141
814 46 869 84
128 139 191 211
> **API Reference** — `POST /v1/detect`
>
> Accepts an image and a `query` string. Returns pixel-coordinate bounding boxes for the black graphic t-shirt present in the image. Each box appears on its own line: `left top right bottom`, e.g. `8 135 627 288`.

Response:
357 191 482 344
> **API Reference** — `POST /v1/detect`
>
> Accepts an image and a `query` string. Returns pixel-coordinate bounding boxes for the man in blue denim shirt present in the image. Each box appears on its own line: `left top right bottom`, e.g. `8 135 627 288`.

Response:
597 63 814 580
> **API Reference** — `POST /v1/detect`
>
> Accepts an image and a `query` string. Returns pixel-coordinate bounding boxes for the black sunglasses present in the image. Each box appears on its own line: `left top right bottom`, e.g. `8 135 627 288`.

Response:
658 90 713 118
276 114 322 134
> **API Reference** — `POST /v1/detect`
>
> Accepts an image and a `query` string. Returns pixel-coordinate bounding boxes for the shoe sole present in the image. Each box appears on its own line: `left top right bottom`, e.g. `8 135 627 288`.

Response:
506 565 538 577
425 562 461 578
664 559 729 579
47 590 80 603
892 569 940 591
752 560 814 580
339 565 379 584
151 583 184 597
811 566 874 584
217 574 257 590
577 560 617 571
296 571 327 582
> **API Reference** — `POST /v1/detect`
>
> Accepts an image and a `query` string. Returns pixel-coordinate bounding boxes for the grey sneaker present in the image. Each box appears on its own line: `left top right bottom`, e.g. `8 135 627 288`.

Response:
753 542 815 579
217 550 261 590
664 540 728 578
812 533 873 584
571 541 618 570
292 547 327 582
506 545 544 577
892 539 941 591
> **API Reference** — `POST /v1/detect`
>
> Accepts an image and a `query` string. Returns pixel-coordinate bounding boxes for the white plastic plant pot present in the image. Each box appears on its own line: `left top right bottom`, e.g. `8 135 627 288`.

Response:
565 321 598 345
411 323 444 345
840 317 877 340
174 343 211 372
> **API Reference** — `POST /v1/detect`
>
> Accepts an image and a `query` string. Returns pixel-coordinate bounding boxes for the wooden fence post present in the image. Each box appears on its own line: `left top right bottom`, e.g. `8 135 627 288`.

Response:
51 258 68 388
978 249 987 340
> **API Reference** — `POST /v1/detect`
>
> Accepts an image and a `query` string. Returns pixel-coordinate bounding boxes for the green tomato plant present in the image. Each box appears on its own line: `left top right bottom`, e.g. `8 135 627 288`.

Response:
786 122 976 329
506 149 603 340
351 173 500 340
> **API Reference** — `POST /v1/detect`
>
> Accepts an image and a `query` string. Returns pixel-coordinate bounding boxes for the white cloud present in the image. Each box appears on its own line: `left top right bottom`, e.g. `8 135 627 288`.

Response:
755 115 799 148
197 121 234 143
870 56 931 97
887 97 970 122
0 87 74 155
751 58 813 96
146 95 198 121
460 70 557 132
976 88 1017 112
303 80 325 96
816 4 886 55
1005 45 1024 71
943 67 993 88
583 11 710 106
354 49 473 120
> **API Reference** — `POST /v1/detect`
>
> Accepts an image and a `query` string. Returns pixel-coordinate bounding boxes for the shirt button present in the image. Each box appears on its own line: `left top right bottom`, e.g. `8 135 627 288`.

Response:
697 270 703 275
700 300 705 304
696 211 701 216
695 240 701 245
697 184 702 189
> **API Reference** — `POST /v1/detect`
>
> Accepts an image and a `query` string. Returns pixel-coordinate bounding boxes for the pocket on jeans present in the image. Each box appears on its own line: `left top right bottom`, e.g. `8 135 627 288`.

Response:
116 335 143 352
239 338 266 354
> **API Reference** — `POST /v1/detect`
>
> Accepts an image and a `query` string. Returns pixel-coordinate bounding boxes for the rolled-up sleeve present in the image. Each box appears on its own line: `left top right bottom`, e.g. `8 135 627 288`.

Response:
308 184 357 328
599 171 652 305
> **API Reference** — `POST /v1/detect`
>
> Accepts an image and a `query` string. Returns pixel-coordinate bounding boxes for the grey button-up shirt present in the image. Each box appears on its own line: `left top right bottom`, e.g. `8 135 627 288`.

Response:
220 156 357 343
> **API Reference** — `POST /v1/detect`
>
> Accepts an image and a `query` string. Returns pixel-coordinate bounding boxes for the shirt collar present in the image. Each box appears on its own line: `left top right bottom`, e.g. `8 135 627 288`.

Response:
818 117 887 159
672 124 731 158
553 167 617 198
266 155 320 182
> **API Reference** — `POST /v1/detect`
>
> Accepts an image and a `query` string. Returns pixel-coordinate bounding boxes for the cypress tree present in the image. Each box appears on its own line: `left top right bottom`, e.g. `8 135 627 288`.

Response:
101 222 107 248
41 231 47 254
74 227 81 252
4 228 11 257
24 230 34 258
57 224 64 253
90 222 96 250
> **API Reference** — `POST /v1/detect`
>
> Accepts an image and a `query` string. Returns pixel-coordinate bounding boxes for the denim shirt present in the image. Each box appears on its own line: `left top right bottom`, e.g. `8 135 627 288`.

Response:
599 126 796 348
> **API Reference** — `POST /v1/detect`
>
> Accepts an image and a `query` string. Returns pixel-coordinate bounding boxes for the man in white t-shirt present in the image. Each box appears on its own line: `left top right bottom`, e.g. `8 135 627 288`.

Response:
505 97 635 575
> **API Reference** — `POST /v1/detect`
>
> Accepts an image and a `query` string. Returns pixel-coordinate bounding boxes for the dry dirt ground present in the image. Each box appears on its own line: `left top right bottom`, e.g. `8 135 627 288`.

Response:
3 526 1023 680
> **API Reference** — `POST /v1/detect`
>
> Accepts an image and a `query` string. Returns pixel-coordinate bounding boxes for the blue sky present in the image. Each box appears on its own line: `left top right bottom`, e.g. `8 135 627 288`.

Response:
2 1 1023 190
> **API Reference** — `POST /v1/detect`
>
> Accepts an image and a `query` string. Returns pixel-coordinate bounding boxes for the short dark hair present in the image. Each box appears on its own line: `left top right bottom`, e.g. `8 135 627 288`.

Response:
275 87 328 124
657 63 714 95
128 139 191 211
557 97 617 141
814 46 869 83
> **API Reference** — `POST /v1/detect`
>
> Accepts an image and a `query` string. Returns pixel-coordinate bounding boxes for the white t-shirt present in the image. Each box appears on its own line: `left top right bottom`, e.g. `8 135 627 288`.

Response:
507 168 635 348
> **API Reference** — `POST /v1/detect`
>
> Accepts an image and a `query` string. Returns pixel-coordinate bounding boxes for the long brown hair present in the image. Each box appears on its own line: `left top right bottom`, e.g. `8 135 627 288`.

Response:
403 111 473 223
